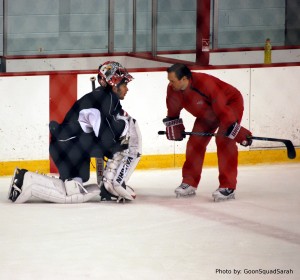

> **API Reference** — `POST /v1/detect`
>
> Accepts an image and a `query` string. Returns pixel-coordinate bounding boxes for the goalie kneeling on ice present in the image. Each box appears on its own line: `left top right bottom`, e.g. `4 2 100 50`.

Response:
8 167 137 203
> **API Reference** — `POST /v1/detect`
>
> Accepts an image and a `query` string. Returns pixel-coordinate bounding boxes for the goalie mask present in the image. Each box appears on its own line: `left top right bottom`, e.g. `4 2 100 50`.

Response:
98 61 133 87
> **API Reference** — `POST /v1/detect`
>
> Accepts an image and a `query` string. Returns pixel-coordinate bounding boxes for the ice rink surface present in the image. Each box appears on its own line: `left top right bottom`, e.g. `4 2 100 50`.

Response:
0 163 299 280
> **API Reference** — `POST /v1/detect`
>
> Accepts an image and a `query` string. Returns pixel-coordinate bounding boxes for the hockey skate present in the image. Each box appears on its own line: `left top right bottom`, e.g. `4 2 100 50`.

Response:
100 184 119 202
175 183 197 198
212 188 235 202
8 168 28 202
100 182 135 203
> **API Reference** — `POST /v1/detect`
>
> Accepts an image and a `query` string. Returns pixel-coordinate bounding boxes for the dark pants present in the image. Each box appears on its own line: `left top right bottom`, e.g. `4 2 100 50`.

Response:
49 121 125 182
50 134 103 182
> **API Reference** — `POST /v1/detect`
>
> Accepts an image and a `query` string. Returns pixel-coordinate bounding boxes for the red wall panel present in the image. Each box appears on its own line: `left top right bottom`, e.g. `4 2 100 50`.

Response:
49 73 77 173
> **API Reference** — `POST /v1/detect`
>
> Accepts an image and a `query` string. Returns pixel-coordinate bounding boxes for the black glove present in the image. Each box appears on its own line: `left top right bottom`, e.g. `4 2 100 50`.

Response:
226 122 252 146
163 117 185 141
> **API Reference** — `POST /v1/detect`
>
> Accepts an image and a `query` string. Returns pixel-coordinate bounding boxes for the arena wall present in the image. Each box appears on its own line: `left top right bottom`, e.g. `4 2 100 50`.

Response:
0 64 299 175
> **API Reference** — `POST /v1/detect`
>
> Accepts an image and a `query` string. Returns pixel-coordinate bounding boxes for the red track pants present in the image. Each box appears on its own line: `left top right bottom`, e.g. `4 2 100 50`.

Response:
182 119 241 189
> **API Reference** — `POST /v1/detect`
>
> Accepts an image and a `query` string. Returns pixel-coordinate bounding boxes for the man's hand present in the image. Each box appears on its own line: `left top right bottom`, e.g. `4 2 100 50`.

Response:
226 122 252 146
163 117 185 141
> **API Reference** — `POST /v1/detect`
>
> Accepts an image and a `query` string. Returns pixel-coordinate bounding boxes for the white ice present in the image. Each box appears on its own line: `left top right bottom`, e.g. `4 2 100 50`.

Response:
0 163 299 280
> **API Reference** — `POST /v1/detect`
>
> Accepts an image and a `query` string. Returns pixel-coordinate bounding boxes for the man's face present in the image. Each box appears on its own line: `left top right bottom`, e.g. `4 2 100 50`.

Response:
167 72 189 91
113 83 128 100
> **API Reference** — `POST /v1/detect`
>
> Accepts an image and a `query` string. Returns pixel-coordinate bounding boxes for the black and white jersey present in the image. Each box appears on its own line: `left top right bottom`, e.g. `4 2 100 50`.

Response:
50 86 127 159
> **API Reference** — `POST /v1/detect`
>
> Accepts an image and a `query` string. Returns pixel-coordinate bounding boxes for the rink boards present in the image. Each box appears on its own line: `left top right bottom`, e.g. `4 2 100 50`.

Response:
0 66 300 175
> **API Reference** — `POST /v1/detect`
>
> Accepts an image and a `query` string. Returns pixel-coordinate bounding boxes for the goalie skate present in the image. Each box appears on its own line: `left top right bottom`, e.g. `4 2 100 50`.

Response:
100 182 135 203
175 183 197 198
212 188 235 202
8 168 28 202
100 184 119 202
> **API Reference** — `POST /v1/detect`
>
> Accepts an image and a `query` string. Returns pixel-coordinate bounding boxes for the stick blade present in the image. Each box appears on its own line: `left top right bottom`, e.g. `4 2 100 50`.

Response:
284 140 296 159
252 136 296 160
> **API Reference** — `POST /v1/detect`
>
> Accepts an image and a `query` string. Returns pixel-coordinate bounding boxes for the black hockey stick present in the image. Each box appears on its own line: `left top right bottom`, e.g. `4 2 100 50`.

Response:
158 131 296 159
250 136 296 159
90 76 96 91
90 76 104 184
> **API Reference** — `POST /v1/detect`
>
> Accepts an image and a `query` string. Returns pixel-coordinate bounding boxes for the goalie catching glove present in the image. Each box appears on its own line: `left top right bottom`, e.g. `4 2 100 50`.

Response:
226 122 252 146
163 117 185 141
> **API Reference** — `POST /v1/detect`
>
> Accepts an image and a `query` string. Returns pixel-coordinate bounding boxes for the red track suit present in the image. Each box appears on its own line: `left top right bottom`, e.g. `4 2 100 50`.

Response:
166 72 244 189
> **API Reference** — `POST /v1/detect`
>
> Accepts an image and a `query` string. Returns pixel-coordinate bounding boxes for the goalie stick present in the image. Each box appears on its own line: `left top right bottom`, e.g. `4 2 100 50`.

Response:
90 76 96 91
90 76 105 185
158 131 296 159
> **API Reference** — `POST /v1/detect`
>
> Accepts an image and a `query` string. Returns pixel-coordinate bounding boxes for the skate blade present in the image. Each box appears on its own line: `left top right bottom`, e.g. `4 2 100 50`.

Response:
117 197 126 204
213 194 235 202
100 196 132 204
175 192 196 199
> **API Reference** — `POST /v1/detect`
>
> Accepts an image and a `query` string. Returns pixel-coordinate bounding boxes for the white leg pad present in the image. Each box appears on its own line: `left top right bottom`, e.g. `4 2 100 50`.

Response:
14 171 66 203
64 183 100 203
13 171 99 204
65 179 86 195
102 119 142 201
115 118 142 186
103 154 124 197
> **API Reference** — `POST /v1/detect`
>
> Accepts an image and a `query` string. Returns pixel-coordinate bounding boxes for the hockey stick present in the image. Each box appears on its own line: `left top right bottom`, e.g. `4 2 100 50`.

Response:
90 76 105 184
95 157 105 185
250 136 296 160
158 131 296 159
90 76 96 91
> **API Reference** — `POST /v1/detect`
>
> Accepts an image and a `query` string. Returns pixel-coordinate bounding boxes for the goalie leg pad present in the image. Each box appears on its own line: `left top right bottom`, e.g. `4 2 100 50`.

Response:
103 153 126 198
8 168 99 203
8 168 66 203
8 168 28 202
102 118 142 201
64 183 99 203
115 118 142 186
31 177 99 204
103 152 138 201
113 153 139 200
65 179 87 195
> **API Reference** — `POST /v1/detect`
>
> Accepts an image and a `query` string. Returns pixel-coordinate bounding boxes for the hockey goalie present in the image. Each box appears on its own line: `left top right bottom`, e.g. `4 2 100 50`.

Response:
8 61 142 204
